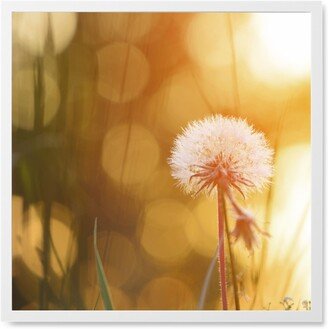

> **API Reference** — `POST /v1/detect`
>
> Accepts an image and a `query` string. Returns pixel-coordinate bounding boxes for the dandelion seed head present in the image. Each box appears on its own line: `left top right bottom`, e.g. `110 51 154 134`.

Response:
168 114 273 197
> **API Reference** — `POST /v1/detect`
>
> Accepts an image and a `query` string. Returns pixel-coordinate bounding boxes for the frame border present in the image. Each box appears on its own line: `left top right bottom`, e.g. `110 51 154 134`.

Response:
1 0 323 323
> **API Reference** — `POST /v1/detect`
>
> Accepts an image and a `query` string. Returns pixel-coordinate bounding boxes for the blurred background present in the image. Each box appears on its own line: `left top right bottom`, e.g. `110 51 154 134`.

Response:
12 12 311 311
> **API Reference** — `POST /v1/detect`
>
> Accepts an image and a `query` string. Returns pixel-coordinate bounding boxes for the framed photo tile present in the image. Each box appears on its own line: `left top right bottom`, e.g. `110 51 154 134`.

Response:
1 0 323 323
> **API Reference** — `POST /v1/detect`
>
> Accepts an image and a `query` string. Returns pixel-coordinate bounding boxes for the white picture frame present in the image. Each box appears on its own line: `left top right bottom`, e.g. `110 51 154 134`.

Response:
1 0 323 323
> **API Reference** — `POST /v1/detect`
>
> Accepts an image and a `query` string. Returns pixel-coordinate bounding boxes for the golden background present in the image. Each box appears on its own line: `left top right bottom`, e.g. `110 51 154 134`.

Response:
12 12 311 310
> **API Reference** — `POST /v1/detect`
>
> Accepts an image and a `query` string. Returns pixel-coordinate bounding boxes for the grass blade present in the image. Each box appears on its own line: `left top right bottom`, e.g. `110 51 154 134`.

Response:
197 245 219 310
93 218 113 310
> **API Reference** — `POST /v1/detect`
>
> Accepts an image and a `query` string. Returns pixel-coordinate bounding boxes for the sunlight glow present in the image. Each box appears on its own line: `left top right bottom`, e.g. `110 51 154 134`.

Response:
253 13 311 77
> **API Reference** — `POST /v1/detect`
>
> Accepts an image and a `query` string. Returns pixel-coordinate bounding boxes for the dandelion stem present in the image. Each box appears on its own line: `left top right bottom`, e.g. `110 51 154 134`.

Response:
223 195 240 310
217 186 228 310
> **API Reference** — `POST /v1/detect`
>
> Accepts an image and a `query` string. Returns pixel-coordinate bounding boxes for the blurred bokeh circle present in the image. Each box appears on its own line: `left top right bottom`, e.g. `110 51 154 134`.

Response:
137 276 196 310
13 13 77 56
140 199 192 265
101 123 160 187
97 42 150 103
13 68 61 130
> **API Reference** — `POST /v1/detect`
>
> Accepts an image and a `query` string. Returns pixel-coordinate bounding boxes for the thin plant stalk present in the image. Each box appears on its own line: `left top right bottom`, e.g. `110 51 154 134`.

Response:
227 13 240 115
223 195 240 310
40 202 51 309
34 55 51 310
197 245 218 309
93 44 133 309
251 96 291 308
198 242 223 309
197 193 238 310
93 219 113 310
217 187 228 310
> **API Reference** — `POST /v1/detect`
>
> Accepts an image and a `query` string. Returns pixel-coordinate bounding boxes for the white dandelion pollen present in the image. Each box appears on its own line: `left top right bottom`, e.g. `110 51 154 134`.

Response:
168 114 274 198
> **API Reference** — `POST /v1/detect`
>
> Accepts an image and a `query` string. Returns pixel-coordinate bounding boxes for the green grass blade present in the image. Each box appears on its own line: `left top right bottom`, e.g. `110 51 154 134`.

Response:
93 219 113 310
